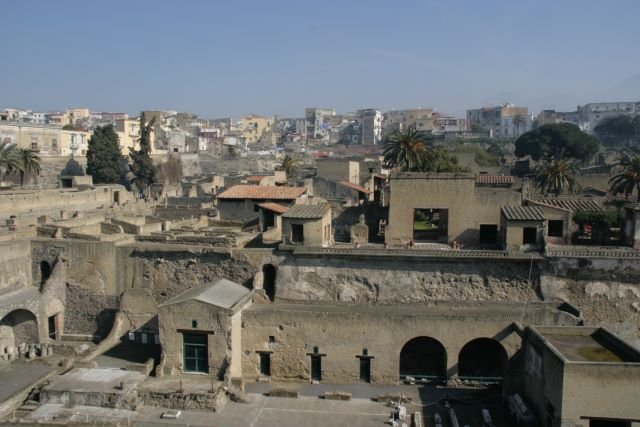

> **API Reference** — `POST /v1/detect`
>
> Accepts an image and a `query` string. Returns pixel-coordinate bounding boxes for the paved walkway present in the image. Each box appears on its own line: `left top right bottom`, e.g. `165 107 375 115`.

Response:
136 396 390 427
0 361 54 402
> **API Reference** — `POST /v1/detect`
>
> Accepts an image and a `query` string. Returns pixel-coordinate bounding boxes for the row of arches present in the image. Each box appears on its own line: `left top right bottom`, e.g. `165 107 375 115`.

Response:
399 336 508 379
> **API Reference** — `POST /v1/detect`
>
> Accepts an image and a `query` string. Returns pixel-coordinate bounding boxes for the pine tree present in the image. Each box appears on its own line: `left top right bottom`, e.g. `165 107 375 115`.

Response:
86 125 122 184
129 112 157 194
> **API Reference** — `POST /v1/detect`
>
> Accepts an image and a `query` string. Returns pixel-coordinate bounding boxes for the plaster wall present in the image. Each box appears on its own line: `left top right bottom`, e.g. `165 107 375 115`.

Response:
241 305 547 384
386 174 521 245
158 300 232 379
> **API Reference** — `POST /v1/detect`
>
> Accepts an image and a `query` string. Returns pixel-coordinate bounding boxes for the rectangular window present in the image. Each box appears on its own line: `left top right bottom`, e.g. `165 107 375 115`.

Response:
548 220 564 237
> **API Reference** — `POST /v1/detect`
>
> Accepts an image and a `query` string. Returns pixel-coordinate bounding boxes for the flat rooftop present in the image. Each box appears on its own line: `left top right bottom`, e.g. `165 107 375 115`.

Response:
248 301 562 320
540 329 639 363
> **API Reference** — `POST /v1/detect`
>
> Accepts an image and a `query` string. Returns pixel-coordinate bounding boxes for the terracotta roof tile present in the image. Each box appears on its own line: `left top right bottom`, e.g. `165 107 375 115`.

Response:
475 175 514 184
527 198 604 212
502 206 545 221
257 202 289 214
217 185 306 200
337 181 370 194
282 204 331 219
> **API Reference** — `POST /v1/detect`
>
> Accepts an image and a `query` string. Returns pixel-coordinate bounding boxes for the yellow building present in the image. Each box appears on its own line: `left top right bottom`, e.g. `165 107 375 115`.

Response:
0 123 90 156
239 115 274 144
115 117 157 155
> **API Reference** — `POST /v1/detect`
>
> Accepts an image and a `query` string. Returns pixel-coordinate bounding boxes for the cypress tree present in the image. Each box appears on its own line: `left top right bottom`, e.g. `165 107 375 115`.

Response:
86 125 122 184
129 112 157 194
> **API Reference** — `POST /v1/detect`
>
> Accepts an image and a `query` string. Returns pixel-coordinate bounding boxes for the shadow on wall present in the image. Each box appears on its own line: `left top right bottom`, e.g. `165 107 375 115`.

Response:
332 205 389 243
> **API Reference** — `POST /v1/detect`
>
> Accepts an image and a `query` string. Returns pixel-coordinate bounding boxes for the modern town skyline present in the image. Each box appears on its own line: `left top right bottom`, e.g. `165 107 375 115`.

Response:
1 0 639 118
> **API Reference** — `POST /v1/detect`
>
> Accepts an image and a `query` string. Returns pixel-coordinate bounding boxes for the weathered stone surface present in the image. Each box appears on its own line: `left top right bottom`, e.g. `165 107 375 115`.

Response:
127 250 255 304
64 283 119 337
276 256 541 303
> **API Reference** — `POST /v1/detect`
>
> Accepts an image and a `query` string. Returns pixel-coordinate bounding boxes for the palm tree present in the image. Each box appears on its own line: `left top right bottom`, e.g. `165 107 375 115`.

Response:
276 154 298 178
535 159 581 196
512 114 525 139
16 148 42 187
609 150 640 200
383 128 430 172
0 142 21 186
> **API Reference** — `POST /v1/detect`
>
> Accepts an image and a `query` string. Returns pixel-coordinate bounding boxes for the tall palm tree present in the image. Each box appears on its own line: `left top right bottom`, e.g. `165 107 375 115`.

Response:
512 114 525 139
16 148 42 187
383 128 429 172
535 159 581 196
0 142 21 186
276 154 297 178
609 150 640 200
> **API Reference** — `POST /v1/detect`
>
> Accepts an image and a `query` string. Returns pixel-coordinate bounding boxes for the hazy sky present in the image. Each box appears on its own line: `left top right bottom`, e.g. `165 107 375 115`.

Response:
1 0 639 118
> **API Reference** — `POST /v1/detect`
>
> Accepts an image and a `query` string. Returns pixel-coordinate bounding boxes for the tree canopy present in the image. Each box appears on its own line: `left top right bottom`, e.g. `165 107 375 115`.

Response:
534 159 581 196
594 114 640 147
515 123 600 163
383 128 462 173
86 125 122 184
609 150 640 200
276 154 298 177
129 113 157 193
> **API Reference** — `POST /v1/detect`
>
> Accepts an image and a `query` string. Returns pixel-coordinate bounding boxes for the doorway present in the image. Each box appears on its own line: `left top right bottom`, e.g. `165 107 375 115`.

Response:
310 356 322 381
183 333 208 373
523 227 537 245
262 264 277 301
48 315 57 340
359 358 371 383
259 352 271 376
479 224 498 246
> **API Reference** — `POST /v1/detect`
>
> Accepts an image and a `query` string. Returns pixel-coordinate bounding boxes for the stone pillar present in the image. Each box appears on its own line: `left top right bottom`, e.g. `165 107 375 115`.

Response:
350 214 369 245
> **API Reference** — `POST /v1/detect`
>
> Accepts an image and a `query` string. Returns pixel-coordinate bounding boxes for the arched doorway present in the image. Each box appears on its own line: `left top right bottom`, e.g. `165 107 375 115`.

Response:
40 260 52 285
458 338 508 378
0 309 39 346
262 264 276 301
399 336 447 380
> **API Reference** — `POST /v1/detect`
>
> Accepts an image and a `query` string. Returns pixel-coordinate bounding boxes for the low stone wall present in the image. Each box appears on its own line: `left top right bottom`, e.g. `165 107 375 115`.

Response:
138 387 227 412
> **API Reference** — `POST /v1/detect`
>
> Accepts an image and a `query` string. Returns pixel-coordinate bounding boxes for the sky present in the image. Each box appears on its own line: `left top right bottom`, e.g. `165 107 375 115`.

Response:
1 0 639 119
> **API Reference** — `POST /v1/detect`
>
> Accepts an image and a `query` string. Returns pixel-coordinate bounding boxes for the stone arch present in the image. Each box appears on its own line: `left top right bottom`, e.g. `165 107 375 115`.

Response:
262 264 277 301
399 336 447 379
0 309 39 348
457 337 508 378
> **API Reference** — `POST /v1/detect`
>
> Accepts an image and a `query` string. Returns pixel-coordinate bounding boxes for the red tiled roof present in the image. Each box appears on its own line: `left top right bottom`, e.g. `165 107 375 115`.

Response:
475 175 514 184
217 185 306 200
605 192 639 203
337 181 370 194
527 198 604 212
257 202 289 214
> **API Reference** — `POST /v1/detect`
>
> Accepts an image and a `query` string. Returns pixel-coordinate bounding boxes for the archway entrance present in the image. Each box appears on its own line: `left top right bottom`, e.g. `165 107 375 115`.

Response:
262 264 276 301
0 309 39 347
399 336 447 380
458 338 507 379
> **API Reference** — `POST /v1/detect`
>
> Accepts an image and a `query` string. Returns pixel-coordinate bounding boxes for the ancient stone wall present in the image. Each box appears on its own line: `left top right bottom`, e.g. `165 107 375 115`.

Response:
116 245 257 304
0 240 32 294
275 254 542 304
241 303 565 384
542 257 640 347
